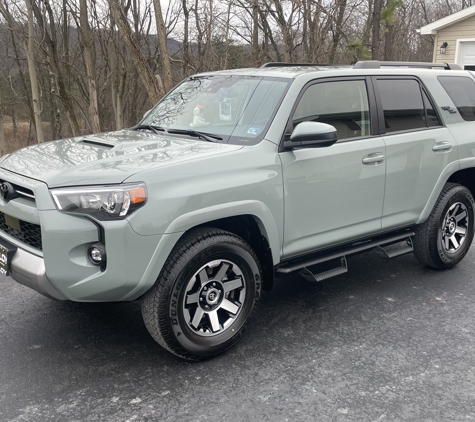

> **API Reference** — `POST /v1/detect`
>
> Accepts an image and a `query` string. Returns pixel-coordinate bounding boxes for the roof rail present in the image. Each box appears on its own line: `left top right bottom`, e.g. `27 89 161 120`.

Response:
260 62 333 68
353 61 462 70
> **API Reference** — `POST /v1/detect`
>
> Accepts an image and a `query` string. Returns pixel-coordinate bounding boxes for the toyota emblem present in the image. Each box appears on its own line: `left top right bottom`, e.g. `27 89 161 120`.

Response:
0 182 15 202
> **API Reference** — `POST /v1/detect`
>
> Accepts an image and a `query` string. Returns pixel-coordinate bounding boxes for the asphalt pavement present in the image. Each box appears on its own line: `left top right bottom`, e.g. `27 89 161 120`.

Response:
1 247 475 421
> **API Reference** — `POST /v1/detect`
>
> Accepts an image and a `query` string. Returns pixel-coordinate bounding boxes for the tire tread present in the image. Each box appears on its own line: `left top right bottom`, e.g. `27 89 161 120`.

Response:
141 227 261 361
413 183 474 269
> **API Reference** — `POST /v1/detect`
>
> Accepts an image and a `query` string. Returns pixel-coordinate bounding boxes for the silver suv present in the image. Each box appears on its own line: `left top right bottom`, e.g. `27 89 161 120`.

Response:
1 60 474 360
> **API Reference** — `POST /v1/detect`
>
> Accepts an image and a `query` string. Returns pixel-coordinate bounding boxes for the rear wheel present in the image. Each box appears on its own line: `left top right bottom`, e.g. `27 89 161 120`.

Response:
141 228 261 360
413 183 475 269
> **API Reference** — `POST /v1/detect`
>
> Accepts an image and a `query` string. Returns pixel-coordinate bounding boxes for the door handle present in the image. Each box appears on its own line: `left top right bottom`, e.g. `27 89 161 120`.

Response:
432 141 452 152
362 153 385 165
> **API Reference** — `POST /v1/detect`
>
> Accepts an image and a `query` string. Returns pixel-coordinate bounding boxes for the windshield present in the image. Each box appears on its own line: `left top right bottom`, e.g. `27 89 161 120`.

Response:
140 76 291 145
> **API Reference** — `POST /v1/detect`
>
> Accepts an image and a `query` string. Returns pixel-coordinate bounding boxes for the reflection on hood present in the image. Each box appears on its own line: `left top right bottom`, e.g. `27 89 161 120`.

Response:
1 129 241 187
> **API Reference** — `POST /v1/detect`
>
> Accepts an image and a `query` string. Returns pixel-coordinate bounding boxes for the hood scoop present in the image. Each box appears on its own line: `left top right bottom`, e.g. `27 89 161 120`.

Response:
77 138 116 149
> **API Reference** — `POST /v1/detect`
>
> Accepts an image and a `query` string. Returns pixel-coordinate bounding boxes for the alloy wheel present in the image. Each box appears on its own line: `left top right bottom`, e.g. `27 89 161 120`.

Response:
183 259 246 337
441 202 469 253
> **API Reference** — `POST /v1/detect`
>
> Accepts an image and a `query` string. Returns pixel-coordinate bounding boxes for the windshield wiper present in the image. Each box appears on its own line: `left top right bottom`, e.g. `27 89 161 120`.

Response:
167 129 223 143
132 124 165 134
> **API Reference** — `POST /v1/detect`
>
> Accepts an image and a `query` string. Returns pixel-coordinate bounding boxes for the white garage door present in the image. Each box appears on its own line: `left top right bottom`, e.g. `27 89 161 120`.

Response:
458 41 475 70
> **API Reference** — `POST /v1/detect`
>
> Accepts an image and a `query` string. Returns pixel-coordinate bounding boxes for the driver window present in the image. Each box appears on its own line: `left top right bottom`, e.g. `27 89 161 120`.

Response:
293 80 371 141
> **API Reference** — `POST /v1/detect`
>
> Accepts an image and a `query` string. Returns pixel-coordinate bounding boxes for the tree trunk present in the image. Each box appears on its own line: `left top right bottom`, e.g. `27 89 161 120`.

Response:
329 0 348 64
384 23 395 60
0 2 35 135
259 9 282 62
11 108 17 139
252 0 259 66
0 94 5 155
223 2 232 69
24 0 44 143
48 69 62 140
372 0 383 60
182 0 190 77
33 0 80 136
107 0 162 106
152 0 173 93
267 0 292 62
362 0 373 46
110 16 126 130
309 0 323 62
80 0 101 133
194 0 205 71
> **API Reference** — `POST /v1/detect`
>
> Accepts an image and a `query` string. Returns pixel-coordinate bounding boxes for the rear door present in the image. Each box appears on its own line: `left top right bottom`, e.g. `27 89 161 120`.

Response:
373 77 459 230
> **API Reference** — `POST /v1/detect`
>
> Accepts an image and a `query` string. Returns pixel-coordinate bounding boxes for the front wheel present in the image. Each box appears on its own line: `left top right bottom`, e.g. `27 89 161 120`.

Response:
141 228 262 360
413 183 475 269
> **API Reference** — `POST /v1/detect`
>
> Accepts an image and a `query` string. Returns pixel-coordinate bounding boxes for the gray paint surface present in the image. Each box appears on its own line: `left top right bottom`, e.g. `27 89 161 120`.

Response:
2 248 475 421
1 68 475 302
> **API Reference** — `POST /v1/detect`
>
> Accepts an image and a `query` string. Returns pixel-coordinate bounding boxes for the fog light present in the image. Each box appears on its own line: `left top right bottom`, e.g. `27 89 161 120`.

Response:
88 243 106 266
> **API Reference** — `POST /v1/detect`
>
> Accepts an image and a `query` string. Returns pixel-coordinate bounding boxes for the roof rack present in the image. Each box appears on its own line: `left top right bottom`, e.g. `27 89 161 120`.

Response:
260 62 333 68
353 61 462 70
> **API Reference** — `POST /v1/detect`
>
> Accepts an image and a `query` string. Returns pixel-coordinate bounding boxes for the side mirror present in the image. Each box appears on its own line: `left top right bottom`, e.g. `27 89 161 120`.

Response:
286 121 338 149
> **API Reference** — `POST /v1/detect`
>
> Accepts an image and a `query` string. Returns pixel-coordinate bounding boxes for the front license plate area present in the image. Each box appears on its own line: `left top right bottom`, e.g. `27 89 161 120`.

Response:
0 238 17 276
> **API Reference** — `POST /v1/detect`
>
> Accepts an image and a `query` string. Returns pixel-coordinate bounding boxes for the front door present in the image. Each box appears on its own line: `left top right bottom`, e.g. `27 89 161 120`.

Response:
280 78 386 258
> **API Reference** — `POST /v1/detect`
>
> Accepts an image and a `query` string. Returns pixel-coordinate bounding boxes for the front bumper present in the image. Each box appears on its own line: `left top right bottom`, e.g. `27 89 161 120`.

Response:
0 170 182 302
4 208 178 302
10 246 66 300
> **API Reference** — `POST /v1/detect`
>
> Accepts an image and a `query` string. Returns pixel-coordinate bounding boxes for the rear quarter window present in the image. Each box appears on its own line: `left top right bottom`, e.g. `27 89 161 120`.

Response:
438 76 475 121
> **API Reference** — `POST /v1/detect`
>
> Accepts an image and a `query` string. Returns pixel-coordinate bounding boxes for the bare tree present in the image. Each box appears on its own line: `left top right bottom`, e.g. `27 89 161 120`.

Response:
152 0 174 92
79 0 101 133
24 0 44 143
0 93 4 154
107 0 162 105
372 0 383 59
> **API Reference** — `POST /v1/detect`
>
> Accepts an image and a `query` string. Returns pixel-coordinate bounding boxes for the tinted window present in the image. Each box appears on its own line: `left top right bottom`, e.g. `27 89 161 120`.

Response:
377 79 427 133
293 80 371 141
438 76 475 121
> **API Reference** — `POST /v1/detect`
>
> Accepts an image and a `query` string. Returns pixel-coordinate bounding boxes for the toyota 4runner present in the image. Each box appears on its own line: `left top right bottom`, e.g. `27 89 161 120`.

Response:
2 60 475 360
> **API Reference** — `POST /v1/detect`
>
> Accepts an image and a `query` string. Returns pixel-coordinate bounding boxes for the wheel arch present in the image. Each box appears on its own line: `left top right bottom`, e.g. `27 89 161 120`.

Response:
446 168 475 200
417 161 463 224
191 215 275 291
120 201 280 301
164 200 282 291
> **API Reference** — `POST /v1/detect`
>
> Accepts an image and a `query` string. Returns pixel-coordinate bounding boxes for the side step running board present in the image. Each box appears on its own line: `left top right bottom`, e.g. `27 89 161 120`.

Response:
300 257 348 282
277 230 415 277
376 238 413 259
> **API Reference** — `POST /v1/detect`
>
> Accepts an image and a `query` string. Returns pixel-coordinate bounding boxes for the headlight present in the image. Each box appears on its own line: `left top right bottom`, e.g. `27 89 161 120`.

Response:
50 183 147 219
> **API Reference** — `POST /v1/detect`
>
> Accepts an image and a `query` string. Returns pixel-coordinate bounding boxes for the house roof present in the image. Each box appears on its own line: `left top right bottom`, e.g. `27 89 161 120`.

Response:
418 5 475 35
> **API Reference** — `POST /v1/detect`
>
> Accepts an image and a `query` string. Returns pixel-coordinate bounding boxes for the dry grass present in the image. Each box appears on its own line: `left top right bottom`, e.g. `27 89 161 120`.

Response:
3 120 53 154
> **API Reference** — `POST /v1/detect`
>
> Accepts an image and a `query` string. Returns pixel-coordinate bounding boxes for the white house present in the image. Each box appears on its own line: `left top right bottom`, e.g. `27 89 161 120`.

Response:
418 5 475 69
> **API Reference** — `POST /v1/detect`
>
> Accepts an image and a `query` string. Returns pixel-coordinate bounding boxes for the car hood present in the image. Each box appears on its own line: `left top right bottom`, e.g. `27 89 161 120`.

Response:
0 130 242 187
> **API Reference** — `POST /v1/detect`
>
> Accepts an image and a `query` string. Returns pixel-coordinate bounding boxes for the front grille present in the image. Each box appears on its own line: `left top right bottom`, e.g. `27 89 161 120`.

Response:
0 179 35 202
0 212 42 250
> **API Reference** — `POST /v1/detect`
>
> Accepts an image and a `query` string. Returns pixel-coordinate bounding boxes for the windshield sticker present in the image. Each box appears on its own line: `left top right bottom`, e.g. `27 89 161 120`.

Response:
247 127 260 135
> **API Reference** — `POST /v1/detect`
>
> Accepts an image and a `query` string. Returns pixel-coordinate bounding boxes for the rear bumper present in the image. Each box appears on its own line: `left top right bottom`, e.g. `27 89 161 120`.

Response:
10 247 66 300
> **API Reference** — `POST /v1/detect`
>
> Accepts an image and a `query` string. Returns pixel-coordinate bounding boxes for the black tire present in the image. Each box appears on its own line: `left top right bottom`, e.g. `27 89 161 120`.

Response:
413 183 475 269
141 227 262 361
